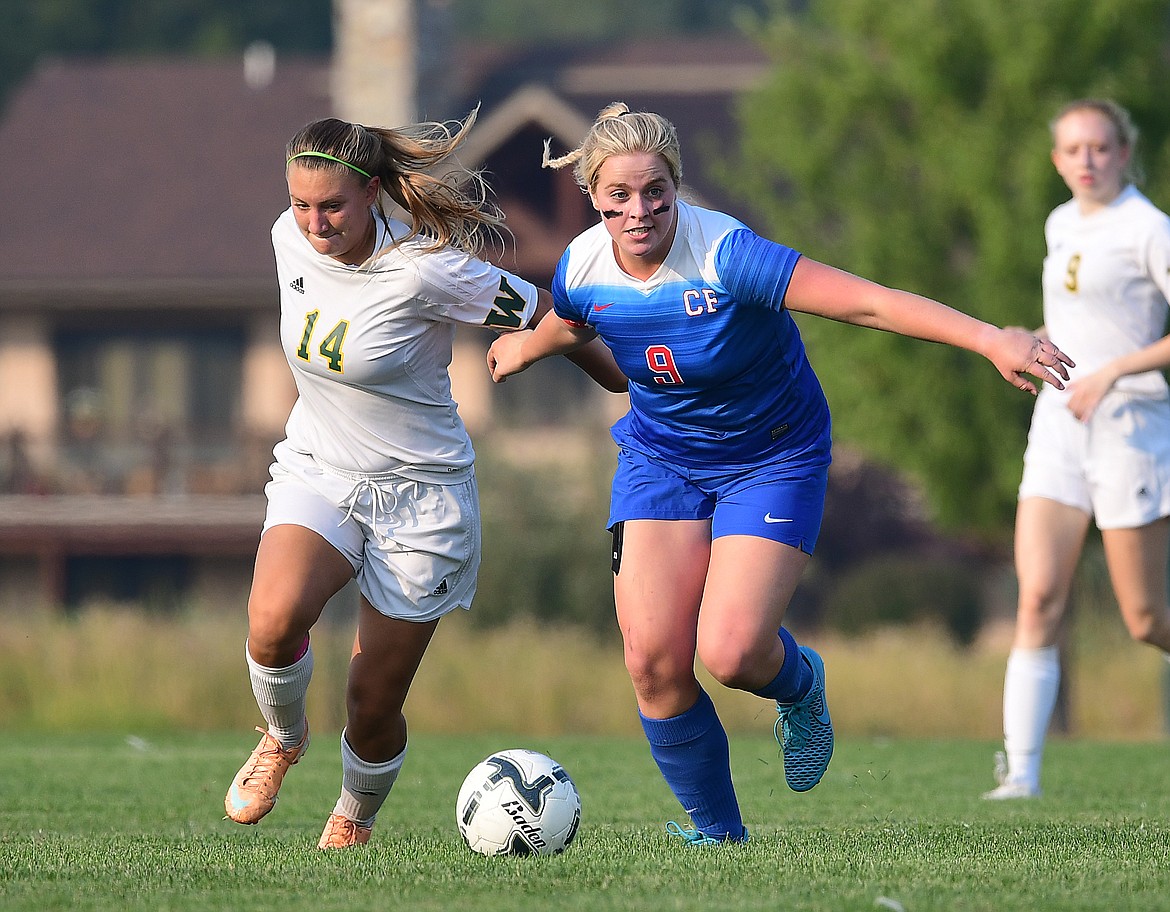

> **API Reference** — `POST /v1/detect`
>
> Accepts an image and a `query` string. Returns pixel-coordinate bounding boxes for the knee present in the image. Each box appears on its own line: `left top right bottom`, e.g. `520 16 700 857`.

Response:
1015 589 1066 642
1017 583 1063 618
1121 604 1169 647
697 639 761 691
345 674 406 740
246 594 313 664
624 646 692 704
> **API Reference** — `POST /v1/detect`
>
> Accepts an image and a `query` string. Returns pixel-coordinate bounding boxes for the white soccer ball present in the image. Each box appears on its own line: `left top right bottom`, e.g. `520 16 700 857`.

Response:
456 748 581 856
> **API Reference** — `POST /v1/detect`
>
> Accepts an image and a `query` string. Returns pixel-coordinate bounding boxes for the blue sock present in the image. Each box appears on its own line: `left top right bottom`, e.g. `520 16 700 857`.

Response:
751 627 813 704
639 689 744 841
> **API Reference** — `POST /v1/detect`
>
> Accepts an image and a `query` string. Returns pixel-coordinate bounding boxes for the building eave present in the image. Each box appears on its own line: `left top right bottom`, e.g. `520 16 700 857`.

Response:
0 494 266 554
0 278 275 311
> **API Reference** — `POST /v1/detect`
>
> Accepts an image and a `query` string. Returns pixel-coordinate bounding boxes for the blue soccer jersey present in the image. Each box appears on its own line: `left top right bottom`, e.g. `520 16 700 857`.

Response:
551 200 831 469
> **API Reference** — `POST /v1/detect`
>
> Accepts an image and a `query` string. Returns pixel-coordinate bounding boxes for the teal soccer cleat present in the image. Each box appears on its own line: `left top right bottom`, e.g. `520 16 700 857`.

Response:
774 646 834 792
665 821 749 846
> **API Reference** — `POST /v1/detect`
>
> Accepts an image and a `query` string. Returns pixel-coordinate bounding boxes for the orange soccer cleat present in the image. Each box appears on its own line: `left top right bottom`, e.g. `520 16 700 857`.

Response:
224 725 309 824
317 813 372 849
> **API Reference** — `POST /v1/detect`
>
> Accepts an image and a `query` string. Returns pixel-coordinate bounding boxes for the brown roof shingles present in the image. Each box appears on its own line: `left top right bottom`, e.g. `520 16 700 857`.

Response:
0 56 330 285
0 38 770 291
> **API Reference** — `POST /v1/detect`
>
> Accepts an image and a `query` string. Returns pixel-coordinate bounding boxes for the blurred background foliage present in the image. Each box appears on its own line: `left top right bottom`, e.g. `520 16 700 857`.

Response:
474 438 619 638
729 0 1170 535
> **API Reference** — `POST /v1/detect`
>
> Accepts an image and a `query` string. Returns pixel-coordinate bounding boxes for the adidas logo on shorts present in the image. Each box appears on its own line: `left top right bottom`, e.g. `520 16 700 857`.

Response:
289 276 305 294
431 579 449 596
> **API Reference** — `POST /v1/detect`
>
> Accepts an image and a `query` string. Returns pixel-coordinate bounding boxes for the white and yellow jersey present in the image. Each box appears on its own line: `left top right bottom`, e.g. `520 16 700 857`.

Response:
1042 184 1170 401
271 208 538 479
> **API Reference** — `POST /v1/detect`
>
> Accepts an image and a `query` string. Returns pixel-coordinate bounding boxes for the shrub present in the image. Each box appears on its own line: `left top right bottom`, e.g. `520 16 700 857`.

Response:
472 436 618 639
823 553 984 646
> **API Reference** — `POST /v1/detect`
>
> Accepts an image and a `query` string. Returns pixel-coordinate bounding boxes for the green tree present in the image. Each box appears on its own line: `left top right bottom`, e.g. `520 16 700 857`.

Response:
728 0 1170 538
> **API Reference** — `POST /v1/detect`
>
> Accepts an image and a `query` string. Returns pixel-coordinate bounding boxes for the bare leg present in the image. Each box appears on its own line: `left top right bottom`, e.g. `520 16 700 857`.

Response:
244 524 355 743
246 524 355 666
226 524 355 824
615 519 749 840
344 600 439 762
1012 498 1090 650
323 599 440 837
613 519 710 718
988 497 1090 798
1102 518 1170 651
695 534 809 691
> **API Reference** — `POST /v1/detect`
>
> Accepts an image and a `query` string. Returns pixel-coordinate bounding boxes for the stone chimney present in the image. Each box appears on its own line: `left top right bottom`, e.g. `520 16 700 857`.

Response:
332 0 416 127
331 0 455 128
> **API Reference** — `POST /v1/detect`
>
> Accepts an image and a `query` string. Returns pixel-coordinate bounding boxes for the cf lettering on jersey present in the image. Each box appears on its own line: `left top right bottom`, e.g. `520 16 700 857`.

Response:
683 288 719 316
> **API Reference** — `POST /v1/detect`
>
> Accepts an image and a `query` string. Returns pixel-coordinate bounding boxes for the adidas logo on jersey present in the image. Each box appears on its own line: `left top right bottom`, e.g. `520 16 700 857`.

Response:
289 276 305 294
432 579 449 596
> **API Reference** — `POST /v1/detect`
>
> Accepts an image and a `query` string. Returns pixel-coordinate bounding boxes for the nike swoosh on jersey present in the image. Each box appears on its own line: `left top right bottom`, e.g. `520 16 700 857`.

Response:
592 302 616 311
763 514 794 523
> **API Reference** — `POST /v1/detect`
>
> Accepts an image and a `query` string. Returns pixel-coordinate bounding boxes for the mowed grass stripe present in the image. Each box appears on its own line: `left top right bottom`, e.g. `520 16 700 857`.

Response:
2 732 1169 911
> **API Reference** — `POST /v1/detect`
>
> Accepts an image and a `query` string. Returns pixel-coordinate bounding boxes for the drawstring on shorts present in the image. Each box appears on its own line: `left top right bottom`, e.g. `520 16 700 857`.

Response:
339 476 398 528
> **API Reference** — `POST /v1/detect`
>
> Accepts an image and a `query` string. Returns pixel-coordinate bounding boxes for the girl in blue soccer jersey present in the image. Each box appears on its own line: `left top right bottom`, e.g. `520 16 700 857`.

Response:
224 111 624 850
487 102 1073 845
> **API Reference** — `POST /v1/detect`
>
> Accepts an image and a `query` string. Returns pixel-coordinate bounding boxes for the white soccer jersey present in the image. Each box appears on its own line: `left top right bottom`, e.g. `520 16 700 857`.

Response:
1041 184 1170 401
271 208 538 478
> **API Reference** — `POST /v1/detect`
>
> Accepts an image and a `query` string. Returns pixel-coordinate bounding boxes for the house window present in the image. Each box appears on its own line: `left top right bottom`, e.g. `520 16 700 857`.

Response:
64 555 189 614
55 329 244 494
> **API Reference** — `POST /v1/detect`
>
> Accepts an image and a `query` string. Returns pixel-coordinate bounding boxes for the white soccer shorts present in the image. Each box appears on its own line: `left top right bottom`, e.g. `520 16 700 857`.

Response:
262 442 481 621
1019 390 1170 529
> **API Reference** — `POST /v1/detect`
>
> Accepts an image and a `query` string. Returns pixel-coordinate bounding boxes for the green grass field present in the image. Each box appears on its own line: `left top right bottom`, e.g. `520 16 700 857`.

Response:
2 731 1169 912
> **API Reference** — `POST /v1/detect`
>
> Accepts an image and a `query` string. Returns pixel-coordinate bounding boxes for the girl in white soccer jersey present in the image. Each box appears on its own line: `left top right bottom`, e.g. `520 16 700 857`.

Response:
487 102 1072 844
984 99 1170 800
224 112 624 849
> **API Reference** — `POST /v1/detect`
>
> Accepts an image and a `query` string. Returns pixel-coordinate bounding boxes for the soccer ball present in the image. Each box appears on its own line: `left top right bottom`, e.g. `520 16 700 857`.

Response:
456 748 581 856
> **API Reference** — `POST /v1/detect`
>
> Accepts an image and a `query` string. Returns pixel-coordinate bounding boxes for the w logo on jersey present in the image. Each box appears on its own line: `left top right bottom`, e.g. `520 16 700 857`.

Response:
484 276 527 329
482 755 568 815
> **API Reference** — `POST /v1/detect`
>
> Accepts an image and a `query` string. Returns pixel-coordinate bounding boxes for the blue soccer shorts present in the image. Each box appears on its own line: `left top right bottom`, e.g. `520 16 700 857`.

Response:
608 444 829 554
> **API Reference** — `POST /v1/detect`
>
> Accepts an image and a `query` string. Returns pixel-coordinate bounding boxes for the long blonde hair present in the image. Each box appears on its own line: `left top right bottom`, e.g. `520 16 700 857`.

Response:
543 102 683 195
285 107 505 257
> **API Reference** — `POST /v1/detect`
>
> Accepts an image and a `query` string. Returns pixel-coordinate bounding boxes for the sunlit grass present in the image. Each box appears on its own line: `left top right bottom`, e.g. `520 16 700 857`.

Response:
2 732 1170 912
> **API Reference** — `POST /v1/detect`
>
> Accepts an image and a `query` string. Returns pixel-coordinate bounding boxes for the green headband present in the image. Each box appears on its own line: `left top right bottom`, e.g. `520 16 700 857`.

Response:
286 150 373 180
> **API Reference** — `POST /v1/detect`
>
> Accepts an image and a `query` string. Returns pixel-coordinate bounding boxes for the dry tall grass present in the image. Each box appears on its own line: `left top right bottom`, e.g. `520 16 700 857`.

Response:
1 604 1165 740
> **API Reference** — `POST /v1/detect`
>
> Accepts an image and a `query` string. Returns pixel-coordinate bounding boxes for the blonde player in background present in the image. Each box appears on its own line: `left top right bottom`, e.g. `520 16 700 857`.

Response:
223 111 624 847
985 99 1170 799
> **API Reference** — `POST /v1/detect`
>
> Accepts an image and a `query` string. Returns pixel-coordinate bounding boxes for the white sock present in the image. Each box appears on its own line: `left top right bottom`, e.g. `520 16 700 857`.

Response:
246 640 313 748
332 729 406 827
1002 645 1060 790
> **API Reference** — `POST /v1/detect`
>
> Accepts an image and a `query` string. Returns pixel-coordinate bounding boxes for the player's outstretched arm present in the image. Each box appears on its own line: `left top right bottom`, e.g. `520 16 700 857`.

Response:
488 305 604 385
784 257 1074 395
517 289 626 392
